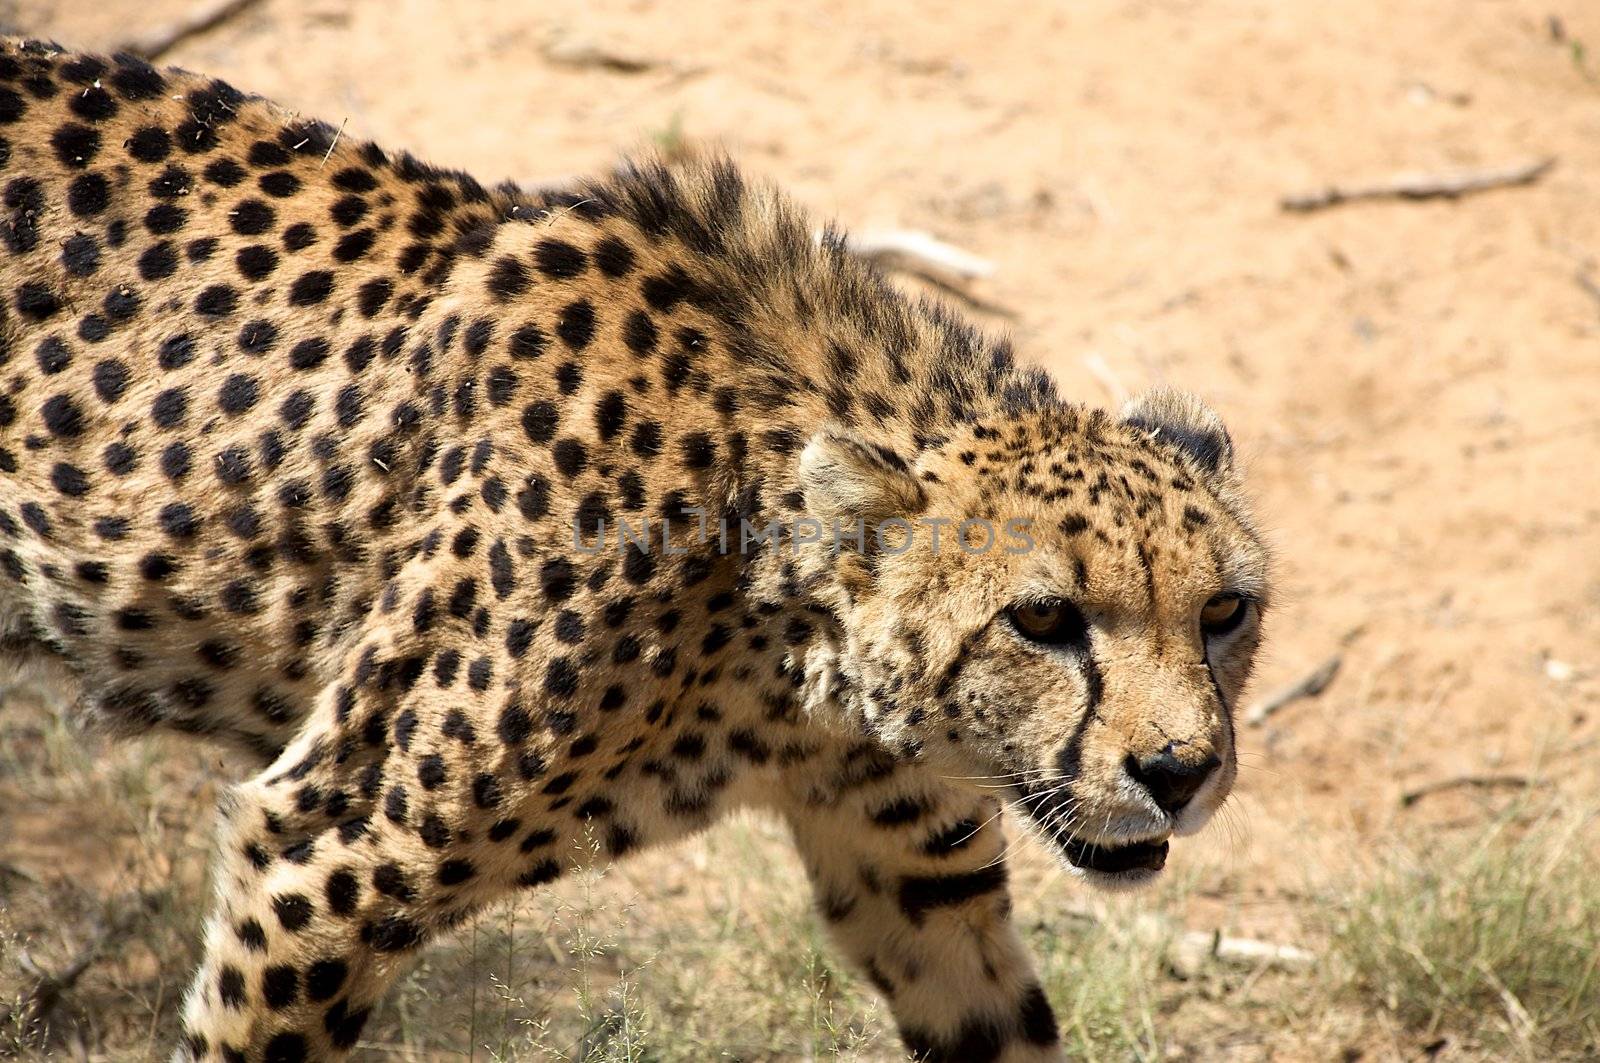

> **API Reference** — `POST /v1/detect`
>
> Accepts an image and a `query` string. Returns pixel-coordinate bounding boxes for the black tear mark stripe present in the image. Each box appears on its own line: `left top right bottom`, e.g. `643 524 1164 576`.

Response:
1201 640 1233 727
1078 646 1103 718
897 864 1007 924
931 632 978 699
1136 543 1159 616
1051 652 1099 796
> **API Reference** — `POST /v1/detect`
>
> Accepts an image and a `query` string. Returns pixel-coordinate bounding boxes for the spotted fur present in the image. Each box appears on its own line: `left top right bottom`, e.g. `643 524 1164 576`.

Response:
0 38 1270 1063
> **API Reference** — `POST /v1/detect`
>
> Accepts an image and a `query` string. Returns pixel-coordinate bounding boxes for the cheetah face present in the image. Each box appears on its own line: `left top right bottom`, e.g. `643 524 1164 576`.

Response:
800 389 1269 889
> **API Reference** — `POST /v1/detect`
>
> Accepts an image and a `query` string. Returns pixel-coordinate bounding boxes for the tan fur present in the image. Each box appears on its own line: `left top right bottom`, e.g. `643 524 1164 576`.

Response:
0 39 1268 1062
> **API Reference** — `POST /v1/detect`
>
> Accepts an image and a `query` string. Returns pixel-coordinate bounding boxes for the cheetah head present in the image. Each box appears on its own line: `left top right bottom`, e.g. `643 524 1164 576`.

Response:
798 388 1269 889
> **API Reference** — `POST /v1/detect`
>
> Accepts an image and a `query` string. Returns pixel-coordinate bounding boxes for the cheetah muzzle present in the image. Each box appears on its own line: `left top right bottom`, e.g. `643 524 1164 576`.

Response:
0 37 1269 1063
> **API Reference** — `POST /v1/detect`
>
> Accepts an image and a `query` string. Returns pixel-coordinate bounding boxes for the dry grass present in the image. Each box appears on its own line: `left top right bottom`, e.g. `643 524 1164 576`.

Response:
1323 802 1600 1061
3 698 1598 1061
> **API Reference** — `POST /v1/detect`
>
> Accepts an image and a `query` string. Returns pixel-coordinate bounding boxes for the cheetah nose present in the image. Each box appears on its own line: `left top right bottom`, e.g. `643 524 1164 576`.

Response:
1124 744 1220 814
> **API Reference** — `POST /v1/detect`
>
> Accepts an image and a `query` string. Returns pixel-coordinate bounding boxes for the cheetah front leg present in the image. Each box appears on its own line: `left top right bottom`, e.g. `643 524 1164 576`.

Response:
172 672 511 1063
173 562 578 1060
779 762 1065 1063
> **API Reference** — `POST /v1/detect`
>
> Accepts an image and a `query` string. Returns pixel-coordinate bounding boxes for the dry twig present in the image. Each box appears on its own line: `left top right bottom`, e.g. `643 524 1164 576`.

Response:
1281 157 1555 213
1399 773 1547 809
1576 270 1600 317
1169 929 1317 978
119 0 267 61
836 229 1014 316
543 38 662 75
1245 655 1342 726
843 229 996 282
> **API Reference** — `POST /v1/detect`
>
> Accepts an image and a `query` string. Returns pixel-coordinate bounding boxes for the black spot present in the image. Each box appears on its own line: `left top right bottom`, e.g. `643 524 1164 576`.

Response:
41 394 84 438
159 502 200 539
556 299 596 350
333 227 375 262
263 1033 307 1063
231 198 275 235
289 270 334 305
160 441 191 481
330 194 368 226
552 438 587 477
642 266 696 312
521 400 558 444
148 163 190 199
544 657 580 698
273 893 313 932
127 126 171 162
487 255 529 300
217 965 246 1008
260 170 300 198
505 618 536 658
50 462 88 497
332 166 378 192
681 432 716 469
283 222 317 250
357 278 392 317
149 389 186 429
16 282 60 320
219 374 260 415
556 361 583 394
200 159 245 188
534 238 587 278
1017 984 1060 1046
61 233 100 276
540 558 576 601
509 323 545 359
35 337 71 374
482 364 516 407
464 318 494 356
108 57 166 100
79 315 112 344
262 965 298 1010
517 475 550 522
66 172 108 216
195 284 239 316
159 334 196 370
235 244 278 281
306 959 347 1002
416 753 447 790
594 236 636 278
438 859 475 886
630 421 662 458
143 202 187 234
372 863 414 901
289 337 330 370
138 241 179 280
324 869 359 915
51 123 100 168
622 543 655 585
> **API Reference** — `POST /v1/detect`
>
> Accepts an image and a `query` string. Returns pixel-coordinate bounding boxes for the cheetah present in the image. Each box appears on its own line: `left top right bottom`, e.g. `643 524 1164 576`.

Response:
0 37 1270 1063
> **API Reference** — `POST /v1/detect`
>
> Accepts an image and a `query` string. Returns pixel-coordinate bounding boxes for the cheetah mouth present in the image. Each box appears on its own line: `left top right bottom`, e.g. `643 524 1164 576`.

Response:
1059 834 1170 874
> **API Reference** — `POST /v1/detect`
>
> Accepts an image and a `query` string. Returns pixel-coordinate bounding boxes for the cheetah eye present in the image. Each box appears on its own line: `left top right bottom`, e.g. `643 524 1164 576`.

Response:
1007 599 1089 646
1199 593 1249 637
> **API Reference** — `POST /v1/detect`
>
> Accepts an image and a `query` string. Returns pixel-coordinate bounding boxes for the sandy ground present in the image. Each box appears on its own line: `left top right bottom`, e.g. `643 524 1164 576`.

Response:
3 0 1600 1058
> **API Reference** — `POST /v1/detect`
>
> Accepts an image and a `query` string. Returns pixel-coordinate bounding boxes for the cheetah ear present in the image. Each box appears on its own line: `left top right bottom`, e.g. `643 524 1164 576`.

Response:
1120 387 1234 475
798 430 926 535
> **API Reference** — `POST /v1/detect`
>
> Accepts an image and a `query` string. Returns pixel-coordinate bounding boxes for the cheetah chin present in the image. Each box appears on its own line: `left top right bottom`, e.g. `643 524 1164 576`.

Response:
1056 833 1172 891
